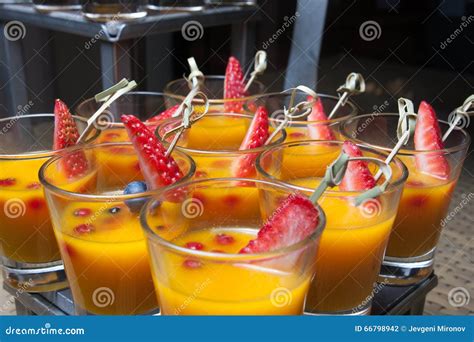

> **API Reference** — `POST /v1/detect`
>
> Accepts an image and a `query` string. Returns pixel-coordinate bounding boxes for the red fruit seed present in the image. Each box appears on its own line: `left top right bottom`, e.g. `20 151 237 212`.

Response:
73 224 94 234
0 178 16 187
216 233 235 245
185 242 204 250
73 208 92 217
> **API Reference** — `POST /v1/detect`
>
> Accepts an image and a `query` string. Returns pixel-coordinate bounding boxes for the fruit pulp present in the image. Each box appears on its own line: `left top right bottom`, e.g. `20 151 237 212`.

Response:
385 157 456 258
292 177 395 313
154 228 310 315
55 201 157 315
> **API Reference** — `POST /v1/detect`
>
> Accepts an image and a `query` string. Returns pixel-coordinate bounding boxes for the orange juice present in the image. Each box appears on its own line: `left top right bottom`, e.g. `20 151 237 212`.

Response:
386 158 456 258
55 201 157 315
154 228 310 315
0 159 58 263
288 177 395 313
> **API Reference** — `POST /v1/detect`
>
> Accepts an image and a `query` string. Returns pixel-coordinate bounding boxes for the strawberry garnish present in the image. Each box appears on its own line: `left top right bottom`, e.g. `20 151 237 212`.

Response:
231 106 269 178
53 99 88 178
240 194 319 254
224 56 247 113
307 96 335 140
414 101 450 180
145 104 180 131
121 114 184 189
339 141 376 191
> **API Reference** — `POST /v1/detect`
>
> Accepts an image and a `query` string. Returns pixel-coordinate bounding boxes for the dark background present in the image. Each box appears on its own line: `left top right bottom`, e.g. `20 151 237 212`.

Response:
1 0 473 131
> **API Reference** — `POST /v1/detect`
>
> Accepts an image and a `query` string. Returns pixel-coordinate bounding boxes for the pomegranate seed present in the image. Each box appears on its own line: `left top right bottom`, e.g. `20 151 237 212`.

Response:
0 178 16 187
183 259 201 269
195 171 208 179
28 198 45 210
410 196 428 207
73 208 92 217
26 182 41 189
185 242 204 250
216 233 235 245
105 132 120 140
223 195 240 207
74 224 94 234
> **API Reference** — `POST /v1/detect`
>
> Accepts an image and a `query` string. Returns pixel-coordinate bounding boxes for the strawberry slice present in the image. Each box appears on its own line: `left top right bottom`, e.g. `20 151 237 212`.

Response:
53 99 88 178
240 194 319 254
339 141 376 191
121 114 184 189
144 104 180 131
224 56 247 113
231 106 269 178
414 101 450 180
307 96 335 140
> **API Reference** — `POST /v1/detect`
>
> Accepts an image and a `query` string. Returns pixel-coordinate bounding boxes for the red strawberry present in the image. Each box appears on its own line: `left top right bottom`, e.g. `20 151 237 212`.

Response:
231 106 269 178
145 104 180 131
307 96 335 140
339 141 376 191
414 101 450 180
240 194 319 253
53 99 88 178
121 114 184 189
224 56 247 113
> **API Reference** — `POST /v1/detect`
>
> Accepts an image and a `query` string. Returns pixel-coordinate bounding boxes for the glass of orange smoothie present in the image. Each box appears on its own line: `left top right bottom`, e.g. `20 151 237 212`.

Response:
164 76 265 113
256 140 408 315
0 114 99 292
156 113 287 179
39 142 196 314
141 178 326 315
341 113 470 285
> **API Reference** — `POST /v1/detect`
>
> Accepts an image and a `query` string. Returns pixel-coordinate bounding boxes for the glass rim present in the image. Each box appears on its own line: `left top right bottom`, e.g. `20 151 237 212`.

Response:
140 177 326 262
255 139 409 195
163 75 266 103
156 112 287 155
39 142 196 201
0 114 100 160
258 91 359 124
74 91 184 129
340 113 471 154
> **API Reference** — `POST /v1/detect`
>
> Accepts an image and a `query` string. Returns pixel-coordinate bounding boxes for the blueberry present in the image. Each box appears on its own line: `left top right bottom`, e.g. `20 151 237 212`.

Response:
124 181 148 213
109 207 121 214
